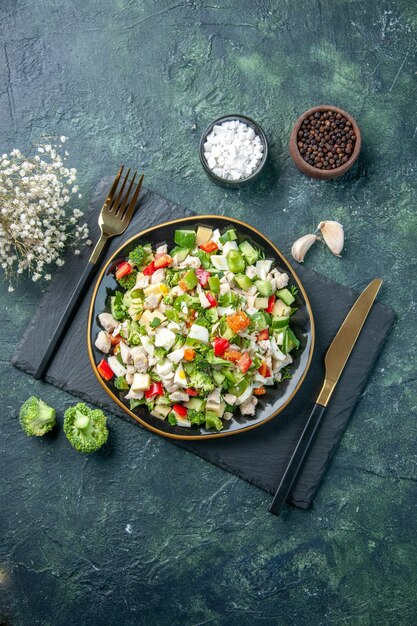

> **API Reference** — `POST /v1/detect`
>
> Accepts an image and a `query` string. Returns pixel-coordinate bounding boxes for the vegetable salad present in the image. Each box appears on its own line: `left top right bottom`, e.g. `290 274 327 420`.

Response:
94 225 300 431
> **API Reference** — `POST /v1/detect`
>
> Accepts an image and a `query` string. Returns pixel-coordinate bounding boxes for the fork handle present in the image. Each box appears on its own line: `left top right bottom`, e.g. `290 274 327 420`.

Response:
34 258 103 381
89 233 109 264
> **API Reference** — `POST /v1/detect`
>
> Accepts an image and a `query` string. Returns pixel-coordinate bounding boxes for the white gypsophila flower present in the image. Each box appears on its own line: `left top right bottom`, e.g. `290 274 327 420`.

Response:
0 137 89 289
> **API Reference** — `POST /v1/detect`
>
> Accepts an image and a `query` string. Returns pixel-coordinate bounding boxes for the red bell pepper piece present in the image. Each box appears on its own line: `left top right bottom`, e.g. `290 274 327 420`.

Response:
154 254 172 269
97 359 114 381
266 295 276 313
186 388 198 396
196 268 210 287
145 381 164 399
258 362 271 378
257 329 269 341
143 261 156 275
199 241 218 253
172 404 188 418
115 261 133 280
213 337 230 356
206 292 217 308
237 353 252 374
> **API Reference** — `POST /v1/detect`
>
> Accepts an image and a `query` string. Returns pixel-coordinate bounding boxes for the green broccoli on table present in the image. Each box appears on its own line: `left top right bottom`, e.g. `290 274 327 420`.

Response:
64 402 108 453
19 396 57 436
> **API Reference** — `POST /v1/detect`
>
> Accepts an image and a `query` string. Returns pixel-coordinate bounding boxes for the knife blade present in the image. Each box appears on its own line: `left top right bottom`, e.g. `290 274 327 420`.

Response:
269 278 383 516
316 277 383 407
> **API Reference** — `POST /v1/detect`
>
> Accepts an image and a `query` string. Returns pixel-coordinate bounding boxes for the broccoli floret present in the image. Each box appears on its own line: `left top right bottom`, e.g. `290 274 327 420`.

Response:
188 409 205 426
19 396 56 437
64 403 108 453
114 376 129 390
117 271 137 290
128 244 152 269
187 368 214 393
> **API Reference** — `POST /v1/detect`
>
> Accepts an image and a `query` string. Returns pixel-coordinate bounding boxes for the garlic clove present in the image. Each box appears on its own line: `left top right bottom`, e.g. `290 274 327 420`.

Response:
318 221 344 256
291 234 318 263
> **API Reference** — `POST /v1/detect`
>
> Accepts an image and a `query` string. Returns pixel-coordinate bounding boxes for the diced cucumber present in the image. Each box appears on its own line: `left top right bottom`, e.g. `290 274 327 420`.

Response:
250 311 268 331
284 328 300 352
196 226 212 246
208 275 220 293
183 270 198 289
219 322 235 340
219 229 237 244
255 297 269 309
272 316 290 330
174 229 196 249
229 378 249 397
255 279 273 297
170 246 190 262
227 250 246 273
239 240 259 265
276 288 295 306
212 370 226 386
234 273 253 290
218 291 235 307
185 397 205 411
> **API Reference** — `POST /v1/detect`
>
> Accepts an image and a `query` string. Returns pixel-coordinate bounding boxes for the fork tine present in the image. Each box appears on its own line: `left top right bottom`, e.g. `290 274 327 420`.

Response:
121 173 144 223
111 167 130 213
104 165 124 206
116 170 137 217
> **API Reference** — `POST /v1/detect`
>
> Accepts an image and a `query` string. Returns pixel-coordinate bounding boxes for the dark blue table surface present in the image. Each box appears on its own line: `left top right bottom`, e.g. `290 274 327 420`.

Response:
1 1 416 624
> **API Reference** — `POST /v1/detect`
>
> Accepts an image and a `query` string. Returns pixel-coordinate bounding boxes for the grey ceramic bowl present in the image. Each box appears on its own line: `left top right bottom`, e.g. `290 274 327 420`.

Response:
199 114 268 188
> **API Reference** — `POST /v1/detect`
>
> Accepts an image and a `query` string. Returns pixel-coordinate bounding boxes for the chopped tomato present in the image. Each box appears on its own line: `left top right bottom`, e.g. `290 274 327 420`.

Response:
145 381 164 399
183 348 195 361
172 404 188 418
253 386 266 396
186 388 198 396
237 353 252 374
110 334 122 346
258 362 271 378
206 292 217 308
143 261 156 275
115 261 133 280
154 254 172 269
226 311 250 333
224 350 241 364
266 295 276 313
199 240 218 253
196 268 210 287
213 337 229 356
257 329 269 341
97 359 114 381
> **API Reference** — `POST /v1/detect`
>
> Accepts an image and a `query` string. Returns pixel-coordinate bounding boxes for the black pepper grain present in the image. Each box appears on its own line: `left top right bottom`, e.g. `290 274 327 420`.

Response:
297 110 356 171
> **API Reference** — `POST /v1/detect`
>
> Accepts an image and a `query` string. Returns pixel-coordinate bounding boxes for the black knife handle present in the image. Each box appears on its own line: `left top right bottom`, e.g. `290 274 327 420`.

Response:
269 403 327 516
33 261 99 380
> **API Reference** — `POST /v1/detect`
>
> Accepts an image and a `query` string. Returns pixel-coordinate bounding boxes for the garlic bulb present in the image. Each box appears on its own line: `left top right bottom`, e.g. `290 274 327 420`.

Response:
318 221 344 256
291 234 318 263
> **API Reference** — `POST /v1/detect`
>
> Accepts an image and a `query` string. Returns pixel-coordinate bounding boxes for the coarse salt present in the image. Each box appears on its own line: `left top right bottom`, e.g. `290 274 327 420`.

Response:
203 120 264 181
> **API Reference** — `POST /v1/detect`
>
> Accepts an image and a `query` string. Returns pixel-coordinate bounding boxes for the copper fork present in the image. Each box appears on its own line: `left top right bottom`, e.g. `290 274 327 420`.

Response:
34 166 144 380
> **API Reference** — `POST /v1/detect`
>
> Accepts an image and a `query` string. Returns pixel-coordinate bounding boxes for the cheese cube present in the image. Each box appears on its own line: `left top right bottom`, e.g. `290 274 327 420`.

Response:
131 373 151 392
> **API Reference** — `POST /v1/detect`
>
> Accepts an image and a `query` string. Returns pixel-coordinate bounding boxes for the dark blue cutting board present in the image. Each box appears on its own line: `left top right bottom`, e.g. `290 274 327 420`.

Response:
12 180 396 508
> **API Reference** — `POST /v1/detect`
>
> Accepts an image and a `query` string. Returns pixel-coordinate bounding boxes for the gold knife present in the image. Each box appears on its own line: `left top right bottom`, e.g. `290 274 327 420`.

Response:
269 278 383 516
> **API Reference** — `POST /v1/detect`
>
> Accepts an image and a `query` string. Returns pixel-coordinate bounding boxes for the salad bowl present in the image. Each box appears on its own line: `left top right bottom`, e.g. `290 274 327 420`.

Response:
87 216 315 440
